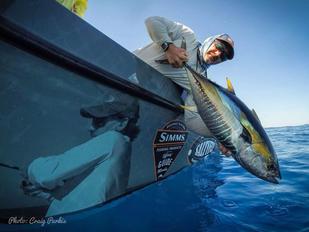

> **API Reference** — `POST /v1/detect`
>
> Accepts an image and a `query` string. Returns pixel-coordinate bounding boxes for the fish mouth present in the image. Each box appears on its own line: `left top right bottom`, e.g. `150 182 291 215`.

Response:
263 175 281 184
260 165 282 184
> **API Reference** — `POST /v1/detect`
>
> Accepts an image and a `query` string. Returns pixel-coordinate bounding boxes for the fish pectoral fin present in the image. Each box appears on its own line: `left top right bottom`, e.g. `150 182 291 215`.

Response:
240 125 252 144
180 105 198 113
226 77 236 95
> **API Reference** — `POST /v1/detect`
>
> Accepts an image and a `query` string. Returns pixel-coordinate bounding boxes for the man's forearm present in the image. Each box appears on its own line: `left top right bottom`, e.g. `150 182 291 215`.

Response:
145 16 174 46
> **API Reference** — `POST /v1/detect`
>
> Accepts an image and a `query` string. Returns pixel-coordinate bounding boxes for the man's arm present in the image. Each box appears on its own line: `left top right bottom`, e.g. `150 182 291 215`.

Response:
145 16 190 67
25 131 121 190
145 16 174 45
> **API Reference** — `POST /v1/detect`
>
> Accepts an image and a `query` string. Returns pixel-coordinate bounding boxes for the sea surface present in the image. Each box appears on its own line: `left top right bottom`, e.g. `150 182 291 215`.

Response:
97 124 309 232
2 125 308 232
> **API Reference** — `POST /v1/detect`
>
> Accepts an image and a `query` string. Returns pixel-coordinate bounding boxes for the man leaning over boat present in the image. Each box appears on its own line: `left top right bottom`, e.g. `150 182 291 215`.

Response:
21 96 140 216
134 16 234 155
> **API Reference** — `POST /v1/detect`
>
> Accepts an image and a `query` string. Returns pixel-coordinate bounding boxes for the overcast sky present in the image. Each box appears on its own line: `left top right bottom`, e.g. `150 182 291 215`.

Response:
83 0 309 127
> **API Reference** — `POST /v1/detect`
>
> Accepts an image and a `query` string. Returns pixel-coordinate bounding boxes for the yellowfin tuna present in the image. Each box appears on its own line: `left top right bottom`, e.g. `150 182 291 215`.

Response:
185 64 281 184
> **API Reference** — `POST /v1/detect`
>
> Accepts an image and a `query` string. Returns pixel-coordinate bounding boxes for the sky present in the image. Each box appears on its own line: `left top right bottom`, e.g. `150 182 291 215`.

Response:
83 0 309 127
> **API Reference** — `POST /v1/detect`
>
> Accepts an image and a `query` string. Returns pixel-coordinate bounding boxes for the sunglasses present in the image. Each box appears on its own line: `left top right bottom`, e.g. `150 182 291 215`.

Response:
214 41 228 61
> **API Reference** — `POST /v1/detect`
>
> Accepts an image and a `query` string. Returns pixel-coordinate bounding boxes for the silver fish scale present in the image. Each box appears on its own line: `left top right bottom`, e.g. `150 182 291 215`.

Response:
195 84 236 153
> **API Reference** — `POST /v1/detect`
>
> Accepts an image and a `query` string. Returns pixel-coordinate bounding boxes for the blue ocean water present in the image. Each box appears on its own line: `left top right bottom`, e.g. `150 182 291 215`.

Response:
94 124 309 232
2 125 308 232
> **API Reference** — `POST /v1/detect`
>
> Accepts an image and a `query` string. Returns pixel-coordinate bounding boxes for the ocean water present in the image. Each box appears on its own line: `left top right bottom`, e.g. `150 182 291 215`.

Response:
2 125 308 232
91 124 308 232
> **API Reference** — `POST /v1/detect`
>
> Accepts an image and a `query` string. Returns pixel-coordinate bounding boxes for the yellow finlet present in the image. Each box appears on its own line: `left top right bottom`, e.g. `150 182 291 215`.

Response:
56 0 88 17
180 105 198 113
226 77 236 95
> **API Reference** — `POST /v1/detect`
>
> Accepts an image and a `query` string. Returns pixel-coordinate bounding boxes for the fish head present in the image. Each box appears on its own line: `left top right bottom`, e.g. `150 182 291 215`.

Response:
235 117 281 184
237 142 281 184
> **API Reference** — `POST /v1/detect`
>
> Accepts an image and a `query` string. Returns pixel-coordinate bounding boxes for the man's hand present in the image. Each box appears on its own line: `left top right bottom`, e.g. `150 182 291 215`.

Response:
165 44 188 68
19 167 54 202
20 179 54 202
219 143 232 157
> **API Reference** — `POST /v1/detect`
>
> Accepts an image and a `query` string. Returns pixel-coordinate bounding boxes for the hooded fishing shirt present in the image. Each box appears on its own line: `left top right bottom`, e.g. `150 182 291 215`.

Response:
27 130 131 216
134 16 224 136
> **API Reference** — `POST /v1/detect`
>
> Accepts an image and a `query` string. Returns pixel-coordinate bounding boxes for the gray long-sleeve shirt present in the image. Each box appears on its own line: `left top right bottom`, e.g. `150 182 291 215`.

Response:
134 16 216 136
134 16 203 91
27 130 131 216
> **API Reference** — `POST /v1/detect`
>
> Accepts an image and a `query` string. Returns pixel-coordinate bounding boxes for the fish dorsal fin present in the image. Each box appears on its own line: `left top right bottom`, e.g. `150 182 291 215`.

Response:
252 108 261 124
226 77 236 95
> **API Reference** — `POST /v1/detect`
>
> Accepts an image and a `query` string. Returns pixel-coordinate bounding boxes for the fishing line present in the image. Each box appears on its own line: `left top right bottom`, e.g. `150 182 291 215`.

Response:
0 162 21 171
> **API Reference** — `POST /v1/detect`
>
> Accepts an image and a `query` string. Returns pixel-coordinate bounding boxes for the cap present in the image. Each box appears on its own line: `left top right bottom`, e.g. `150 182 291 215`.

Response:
80 97 139 120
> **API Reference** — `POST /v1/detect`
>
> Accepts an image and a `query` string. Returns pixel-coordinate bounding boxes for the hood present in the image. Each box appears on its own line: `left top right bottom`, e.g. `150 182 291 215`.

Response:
199 33 234 68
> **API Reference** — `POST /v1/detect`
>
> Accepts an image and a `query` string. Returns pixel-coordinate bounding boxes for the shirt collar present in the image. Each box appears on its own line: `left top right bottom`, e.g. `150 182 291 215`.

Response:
197 43 210 77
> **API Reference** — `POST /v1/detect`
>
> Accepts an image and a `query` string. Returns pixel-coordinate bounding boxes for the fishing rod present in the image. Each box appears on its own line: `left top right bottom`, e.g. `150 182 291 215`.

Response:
0 162 21 171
